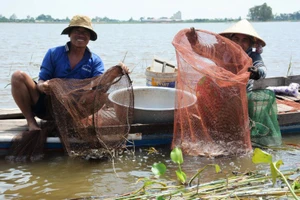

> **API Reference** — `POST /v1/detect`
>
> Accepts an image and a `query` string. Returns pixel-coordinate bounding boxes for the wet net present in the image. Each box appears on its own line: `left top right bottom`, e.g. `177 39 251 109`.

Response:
248 89 282 146
7 65 133 161
172 28 253 157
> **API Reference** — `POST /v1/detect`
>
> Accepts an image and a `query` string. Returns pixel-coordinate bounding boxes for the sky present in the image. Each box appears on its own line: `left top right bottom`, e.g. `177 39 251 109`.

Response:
0 0 299 20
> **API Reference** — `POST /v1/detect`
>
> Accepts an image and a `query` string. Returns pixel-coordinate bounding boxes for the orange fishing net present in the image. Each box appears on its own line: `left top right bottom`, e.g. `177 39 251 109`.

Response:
172 28 253 157
8 65 133 161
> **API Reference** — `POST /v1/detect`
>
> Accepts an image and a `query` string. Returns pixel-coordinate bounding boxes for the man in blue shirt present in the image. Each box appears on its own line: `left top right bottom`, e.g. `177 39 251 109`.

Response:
11 15 126 132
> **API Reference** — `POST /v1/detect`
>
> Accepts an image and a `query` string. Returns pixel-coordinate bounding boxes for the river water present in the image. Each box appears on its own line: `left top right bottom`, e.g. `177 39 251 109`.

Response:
0 22 300 199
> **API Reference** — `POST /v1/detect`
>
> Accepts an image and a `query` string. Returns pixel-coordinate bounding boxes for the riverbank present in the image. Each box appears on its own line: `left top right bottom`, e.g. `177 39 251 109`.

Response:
1 20 300 24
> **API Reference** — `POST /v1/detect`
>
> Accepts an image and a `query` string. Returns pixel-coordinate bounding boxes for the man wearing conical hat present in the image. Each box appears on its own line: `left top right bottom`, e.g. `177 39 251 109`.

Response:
220 19 266 92
10 15 128 132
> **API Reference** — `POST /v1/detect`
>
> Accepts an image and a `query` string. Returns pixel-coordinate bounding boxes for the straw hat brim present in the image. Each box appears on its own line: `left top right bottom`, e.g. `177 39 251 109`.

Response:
219 19 266 47
61 26 97 41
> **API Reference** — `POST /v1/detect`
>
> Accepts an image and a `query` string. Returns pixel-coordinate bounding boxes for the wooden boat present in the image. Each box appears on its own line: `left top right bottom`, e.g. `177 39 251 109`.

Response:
1 75 300 153
0 111 173 154
253 75 300 133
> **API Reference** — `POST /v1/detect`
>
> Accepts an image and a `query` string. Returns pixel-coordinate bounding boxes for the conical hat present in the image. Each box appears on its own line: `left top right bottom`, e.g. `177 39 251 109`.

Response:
219 19 266 47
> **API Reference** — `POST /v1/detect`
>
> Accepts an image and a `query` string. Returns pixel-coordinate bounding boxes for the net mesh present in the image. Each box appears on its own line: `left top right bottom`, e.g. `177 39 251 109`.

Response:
248 89 282 146
171 28 253 157
7 65 133 161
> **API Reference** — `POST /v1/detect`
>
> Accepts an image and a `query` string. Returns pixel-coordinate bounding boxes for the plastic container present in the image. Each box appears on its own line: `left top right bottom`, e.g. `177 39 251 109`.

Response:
145 66 177 88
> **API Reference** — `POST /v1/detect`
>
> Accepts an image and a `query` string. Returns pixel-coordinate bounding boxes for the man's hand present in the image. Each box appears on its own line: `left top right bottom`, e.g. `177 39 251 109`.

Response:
118 62 130 74
248 66 260 80
37 80 51 94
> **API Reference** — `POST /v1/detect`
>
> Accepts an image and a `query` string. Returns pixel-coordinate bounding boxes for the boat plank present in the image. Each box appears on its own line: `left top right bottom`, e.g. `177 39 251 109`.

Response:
276 95 295 101
278 112 300 126
0 110 173 134
0 118 173 135
253 76 285 89
0 108 23 119
253 75 300 89
285 75 300 85
277 103 294 113
0 118 43 131
285 96 300 101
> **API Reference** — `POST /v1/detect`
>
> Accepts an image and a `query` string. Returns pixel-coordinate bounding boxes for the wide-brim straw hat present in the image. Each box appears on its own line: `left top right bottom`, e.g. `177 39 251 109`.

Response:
219 19 266 47
61 15 97 41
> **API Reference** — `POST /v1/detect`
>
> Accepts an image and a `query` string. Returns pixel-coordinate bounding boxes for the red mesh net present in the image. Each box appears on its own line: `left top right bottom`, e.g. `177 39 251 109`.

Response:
7 65 133 161
171 28 253 157
48 65 133 156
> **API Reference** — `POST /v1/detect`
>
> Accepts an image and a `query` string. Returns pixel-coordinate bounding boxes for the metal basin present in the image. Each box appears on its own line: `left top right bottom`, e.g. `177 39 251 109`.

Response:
108 86 197 124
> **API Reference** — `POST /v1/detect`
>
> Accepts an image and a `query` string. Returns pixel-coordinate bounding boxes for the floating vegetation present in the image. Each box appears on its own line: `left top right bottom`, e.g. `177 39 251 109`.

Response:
70 148 300 200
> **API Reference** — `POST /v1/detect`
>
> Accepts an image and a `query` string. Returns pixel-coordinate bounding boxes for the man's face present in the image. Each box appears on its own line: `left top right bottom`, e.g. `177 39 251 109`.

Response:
231 34 251 51
69 27 91 48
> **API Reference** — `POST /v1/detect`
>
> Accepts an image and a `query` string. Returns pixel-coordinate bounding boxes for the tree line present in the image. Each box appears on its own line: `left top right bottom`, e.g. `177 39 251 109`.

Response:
1 3 299 23
247 3 300 21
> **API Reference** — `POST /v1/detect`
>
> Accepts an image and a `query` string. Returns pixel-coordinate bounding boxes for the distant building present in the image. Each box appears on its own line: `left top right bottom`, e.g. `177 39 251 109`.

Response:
141 11 182 22
171 11 182 20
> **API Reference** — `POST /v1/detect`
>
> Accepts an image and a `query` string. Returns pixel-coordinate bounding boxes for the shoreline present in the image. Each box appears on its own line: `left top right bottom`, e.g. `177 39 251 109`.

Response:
1 20 299 25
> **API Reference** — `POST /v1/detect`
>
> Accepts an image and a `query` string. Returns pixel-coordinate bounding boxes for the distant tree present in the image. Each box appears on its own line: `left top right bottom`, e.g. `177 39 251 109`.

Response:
103 17 109 22
9 14 17 21
248 3 273 21
194 18 209 22
36 14 54 22
92 16 101 22
295 11 300 20
25 15 35 22
0 14 8 22
274 11 300 21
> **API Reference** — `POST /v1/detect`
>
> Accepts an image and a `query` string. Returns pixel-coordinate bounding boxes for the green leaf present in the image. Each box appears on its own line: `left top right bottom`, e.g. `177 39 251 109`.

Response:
176 170 187 184
292 180 300 190
215 164 221 173
144 179 155 187
270 163 277 185
170 147 183 164
252 148 272 164
275 160 283 169
156 196 166 200
151 162 167 176
270 160 284 185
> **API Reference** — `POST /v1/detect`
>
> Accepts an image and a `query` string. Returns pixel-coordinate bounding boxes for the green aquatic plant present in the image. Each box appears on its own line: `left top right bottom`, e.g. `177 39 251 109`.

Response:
151 147 220 186
109 147 300 199
188 163 221 187
252 148 299 199
126 147 221 199
170 147 187 184
151 162 166 176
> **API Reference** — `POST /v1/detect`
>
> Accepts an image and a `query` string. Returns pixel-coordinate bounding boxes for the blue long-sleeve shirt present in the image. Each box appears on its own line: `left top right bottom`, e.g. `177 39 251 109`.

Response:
246 48 267 92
